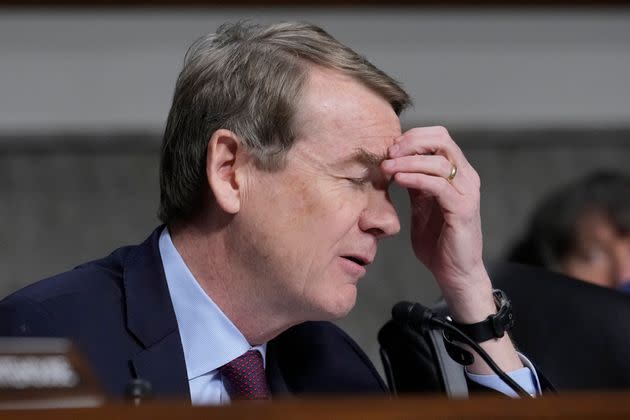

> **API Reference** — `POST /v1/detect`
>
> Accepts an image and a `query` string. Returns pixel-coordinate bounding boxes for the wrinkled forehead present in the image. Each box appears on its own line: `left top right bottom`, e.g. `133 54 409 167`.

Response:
294 122 398 168
292 67 401 164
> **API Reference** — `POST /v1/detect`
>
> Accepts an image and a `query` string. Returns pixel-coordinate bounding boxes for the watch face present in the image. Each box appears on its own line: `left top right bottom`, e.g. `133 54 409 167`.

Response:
493 289 510 308
493 289 514 331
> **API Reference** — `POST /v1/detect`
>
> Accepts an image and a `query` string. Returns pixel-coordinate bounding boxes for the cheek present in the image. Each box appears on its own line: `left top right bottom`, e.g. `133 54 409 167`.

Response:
285 181 362 234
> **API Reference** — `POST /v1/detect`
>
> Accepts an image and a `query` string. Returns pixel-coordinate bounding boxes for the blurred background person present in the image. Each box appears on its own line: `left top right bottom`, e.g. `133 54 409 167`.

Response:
508 171 630 292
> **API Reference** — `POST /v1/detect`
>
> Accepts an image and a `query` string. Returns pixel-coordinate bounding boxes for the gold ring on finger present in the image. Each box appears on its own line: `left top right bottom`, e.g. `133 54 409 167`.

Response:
447 164 457 182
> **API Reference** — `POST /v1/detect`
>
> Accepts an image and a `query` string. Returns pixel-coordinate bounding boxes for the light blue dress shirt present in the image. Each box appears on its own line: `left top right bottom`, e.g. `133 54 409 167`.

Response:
160 228 266 405
159 228 539 404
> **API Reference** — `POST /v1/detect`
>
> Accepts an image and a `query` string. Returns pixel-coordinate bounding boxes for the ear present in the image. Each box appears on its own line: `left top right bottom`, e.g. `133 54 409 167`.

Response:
206 129 248 214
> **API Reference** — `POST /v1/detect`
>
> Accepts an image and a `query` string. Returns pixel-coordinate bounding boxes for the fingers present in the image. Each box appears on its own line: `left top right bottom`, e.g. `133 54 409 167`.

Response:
382 154 457 186
382 125 480 214
384 125 479 188
394 172 461 208
390 126 467 165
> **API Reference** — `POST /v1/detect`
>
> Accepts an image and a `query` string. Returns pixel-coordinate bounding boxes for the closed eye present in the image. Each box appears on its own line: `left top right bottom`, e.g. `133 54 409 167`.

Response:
346 177 370 186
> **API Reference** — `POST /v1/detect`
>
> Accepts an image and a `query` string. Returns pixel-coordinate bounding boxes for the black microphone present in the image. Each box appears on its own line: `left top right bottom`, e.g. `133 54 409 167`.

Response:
391 300 532 398
392 301 439 334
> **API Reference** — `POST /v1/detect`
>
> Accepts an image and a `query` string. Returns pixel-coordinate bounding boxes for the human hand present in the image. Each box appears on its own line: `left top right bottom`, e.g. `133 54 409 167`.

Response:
381 126 491 318
382 126 524 373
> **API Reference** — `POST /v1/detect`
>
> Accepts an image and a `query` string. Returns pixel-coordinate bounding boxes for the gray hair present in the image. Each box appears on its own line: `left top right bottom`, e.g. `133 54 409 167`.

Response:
158 21 411 224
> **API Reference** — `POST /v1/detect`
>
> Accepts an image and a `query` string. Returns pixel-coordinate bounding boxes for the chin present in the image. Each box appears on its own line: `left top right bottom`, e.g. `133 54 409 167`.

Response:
318 285 358 320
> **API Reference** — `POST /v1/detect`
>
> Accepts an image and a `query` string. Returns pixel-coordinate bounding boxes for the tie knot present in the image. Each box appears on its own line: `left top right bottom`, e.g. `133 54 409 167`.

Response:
219 349 270 400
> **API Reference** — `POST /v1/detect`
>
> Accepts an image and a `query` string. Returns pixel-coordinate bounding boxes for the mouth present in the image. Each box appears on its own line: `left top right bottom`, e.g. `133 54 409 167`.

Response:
341 255 370 267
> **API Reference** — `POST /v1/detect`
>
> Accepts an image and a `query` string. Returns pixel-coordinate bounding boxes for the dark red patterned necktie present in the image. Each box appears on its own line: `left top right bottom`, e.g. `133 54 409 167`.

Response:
219 349 271 400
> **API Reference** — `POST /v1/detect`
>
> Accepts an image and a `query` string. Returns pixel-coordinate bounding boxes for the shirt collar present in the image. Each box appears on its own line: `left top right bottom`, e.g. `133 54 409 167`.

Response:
159 227 266 380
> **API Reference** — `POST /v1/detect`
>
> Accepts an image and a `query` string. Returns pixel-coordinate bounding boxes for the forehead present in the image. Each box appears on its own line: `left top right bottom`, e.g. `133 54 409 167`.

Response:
292 66 401 161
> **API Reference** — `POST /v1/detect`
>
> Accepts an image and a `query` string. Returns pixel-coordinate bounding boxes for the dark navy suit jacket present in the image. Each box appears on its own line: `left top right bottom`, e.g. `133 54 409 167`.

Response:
0 227 386 400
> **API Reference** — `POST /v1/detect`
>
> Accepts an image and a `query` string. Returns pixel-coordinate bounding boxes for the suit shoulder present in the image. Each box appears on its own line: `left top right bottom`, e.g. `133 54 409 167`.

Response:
2 245 134 305
284 321 366 353
272 321 387 394
0 245 137 336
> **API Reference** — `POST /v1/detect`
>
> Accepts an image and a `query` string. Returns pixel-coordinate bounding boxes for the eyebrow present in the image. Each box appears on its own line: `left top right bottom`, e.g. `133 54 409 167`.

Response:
336 148 389 168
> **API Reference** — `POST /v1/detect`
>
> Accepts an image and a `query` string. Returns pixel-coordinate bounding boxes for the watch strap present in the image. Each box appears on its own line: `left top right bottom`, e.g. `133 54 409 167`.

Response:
448 289 514 343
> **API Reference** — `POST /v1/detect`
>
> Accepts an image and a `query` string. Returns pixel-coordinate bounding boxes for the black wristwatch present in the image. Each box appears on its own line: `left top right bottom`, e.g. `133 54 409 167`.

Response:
447 289 514 343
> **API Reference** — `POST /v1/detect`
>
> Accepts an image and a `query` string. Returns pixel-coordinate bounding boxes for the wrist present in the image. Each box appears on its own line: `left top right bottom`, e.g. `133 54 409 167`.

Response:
447 289 515 343
441 266 496 324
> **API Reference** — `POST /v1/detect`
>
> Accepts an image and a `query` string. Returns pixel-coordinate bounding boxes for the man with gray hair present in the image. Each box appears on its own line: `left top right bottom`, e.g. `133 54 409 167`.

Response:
0 22 540 402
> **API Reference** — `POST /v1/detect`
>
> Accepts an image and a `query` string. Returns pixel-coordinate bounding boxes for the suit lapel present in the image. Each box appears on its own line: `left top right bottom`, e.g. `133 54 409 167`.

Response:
123 227 190 400
130 332 190 399
266 339 291 397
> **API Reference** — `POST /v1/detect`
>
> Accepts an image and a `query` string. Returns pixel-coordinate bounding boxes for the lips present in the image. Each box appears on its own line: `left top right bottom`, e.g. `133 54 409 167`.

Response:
341 256 368 266
340 254 374 267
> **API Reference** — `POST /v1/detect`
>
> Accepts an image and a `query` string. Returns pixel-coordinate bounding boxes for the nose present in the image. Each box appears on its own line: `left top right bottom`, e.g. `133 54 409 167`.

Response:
358 188 401 239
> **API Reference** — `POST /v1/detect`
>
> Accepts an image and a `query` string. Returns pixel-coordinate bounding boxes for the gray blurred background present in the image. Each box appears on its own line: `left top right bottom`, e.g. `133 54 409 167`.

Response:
1 7 629 375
